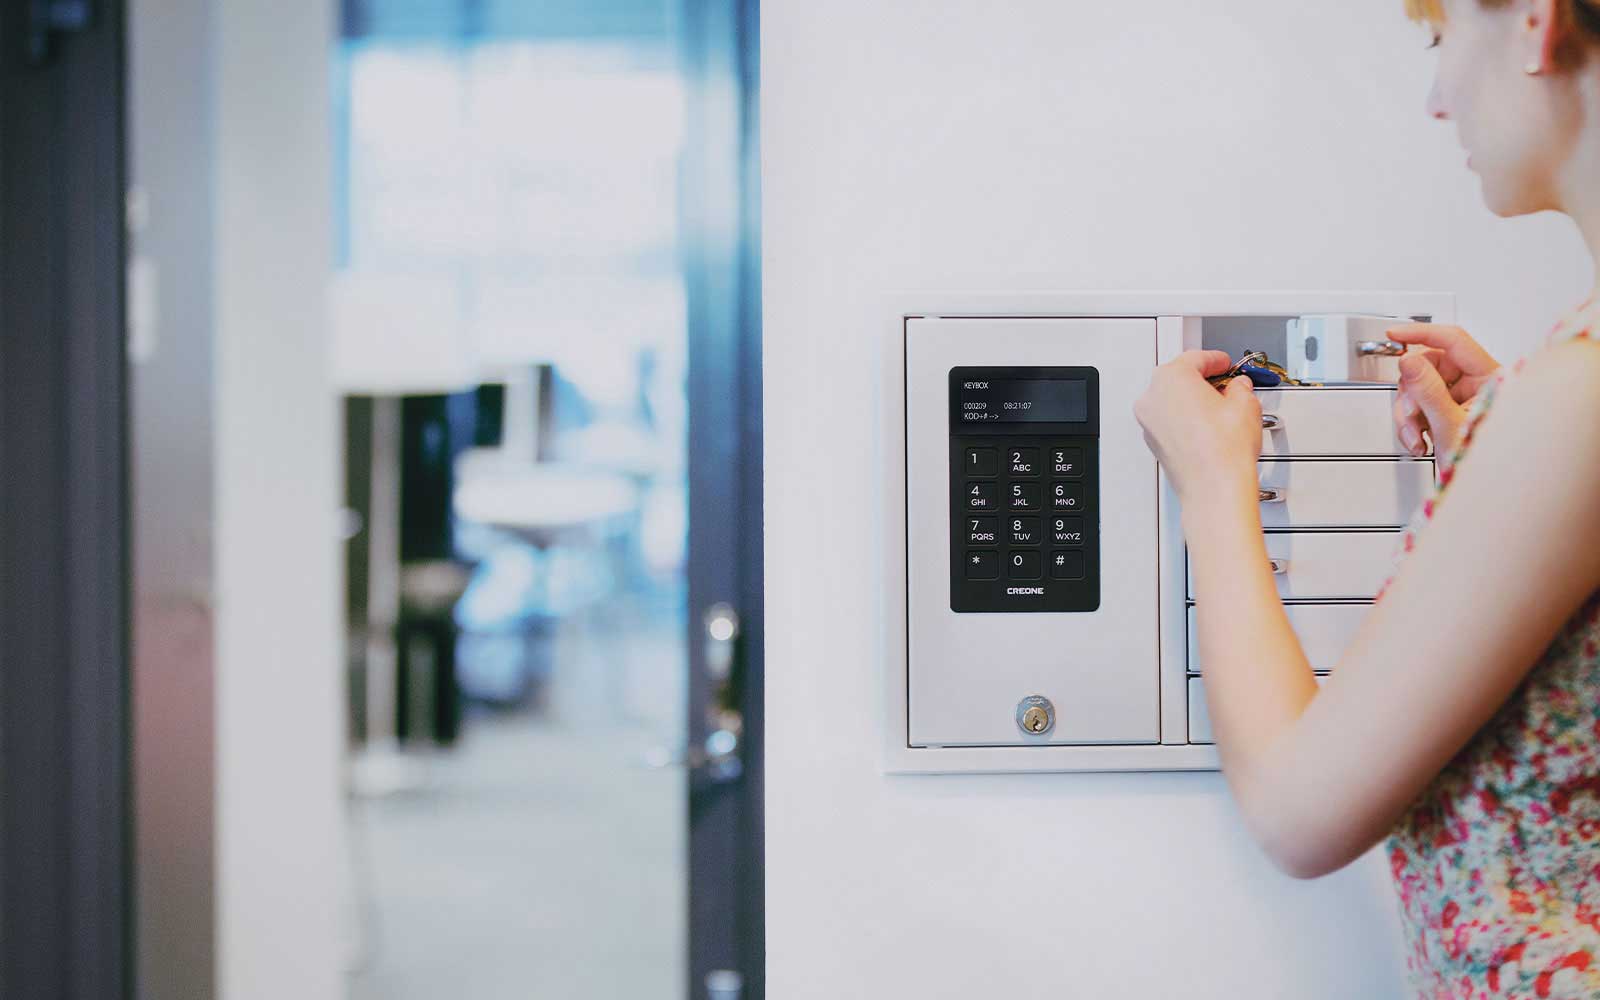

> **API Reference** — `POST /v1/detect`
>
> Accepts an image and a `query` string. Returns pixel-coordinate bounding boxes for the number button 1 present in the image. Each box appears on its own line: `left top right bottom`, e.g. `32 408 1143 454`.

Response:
965 448 999 477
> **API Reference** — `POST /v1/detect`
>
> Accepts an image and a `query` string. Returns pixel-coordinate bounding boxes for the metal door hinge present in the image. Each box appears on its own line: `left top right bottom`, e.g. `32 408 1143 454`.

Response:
26 0 93 67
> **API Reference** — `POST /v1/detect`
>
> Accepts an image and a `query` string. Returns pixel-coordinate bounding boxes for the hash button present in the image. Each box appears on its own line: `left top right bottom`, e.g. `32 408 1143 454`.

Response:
1049 550 1086 580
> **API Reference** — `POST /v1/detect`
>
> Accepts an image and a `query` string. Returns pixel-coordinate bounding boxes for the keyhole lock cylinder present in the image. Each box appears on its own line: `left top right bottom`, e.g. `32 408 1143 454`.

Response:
1016 695 1056 737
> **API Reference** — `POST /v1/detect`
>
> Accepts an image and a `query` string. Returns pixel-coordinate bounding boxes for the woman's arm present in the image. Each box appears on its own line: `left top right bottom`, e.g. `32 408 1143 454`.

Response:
1192 337 1600 878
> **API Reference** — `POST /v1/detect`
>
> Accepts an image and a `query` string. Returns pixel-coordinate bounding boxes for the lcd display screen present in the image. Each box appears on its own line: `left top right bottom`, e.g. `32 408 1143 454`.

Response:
958 378 1088 423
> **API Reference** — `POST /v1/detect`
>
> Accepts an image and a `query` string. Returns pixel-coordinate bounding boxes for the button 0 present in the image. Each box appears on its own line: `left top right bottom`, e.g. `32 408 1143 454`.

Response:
965 550 999 580
1051 516 1085 545
1050 482 1084 511
964 448 999 478
1051 446 1084 478
966 516 999 545
1007 482 1042 511
1007 551 1042 579
1009 516 1040 545
967 482 998 511
1007 447 1040 477
1049 550 1086 580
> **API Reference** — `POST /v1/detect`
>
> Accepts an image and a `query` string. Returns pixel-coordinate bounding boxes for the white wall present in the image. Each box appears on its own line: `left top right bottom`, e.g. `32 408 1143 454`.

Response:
762 2 1590 997
213 0 345 998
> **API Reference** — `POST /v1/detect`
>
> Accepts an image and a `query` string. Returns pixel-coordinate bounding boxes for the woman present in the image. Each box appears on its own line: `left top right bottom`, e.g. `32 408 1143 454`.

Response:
1134 0 1600 995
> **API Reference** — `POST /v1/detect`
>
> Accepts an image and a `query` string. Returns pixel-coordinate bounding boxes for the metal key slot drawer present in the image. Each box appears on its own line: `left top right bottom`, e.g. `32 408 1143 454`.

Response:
1257 386 1426 457
1188 676 1327 744
1257 459 1434 529
1186 603 1368 674
1187 530 1400 601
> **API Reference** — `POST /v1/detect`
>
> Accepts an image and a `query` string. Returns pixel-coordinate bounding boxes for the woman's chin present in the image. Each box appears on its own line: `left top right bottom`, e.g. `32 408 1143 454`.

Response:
1478 178 1536 219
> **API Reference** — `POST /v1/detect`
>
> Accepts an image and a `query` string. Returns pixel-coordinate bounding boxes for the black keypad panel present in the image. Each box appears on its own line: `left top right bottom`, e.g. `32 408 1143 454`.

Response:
948 366 1101 614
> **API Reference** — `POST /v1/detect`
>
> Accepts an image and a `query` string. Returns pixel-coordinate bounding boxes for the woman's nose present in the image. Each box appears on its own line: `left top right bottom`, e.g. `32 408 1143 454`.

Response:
1425 78 1450 121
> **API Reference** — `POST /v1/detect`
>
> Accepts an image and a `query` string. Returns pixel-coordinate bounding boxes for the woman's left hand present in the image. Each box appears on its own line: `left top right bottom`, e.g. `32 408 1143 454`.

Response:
1133 350 1263 503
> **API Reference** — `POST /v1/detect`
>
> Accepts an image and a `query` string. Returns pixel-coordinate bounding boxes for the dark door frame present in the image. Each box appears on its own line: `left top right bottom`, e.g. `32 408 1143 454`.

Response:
683 0 763 996
0 2 133 998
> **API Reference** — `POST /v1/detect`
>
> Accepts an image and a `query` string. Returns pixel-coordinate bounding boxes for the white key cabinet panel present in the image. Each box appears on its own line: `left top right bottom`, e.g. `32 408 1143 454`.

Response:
1257 459 1434 530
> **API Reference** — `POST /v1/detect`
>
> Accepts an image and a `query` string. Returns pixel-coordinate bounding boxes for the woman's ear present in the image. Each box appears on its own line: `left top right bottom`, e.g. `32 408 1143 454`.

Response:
1524 0 1568 73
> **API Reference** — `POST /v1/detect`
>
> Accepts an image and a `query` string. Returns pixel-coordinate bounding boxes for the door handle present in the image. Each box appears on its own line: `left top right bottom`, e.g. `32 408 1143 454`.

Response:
706 969 744 1000
1357 339 1406 357
704 602 738 687
695 602 744 784
640 727 743 782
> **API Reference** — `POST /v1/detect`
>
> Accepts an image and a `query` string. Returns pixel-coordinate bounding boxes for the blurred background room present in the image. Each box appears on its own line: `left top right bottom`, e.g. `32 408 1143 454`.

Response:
2 0 764 998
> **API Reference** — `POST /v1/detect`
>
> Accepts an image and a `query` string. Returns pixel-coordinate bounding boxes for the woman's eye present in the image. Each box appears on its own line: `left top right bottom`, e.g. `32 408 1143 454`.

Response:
1426 31 1442 50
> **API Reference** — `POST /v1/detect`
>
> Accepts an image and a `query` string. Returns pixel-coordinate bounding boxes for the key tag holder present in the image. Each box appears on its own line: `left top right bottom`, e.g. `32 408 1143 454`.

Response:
1287 314 1407 385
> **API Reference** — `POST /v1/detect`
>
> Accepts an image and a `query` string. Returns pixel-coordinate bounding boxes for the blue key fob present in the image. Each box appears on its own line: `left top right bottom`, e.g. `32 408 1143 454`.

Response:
1239 363 1282 387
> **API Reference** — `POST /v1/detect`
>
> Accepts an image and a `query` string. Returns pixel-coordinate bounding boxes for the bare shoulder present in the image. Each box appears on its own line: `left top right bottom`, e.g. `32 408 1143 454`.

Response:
1475 336 1600 442
1510 334 1600 394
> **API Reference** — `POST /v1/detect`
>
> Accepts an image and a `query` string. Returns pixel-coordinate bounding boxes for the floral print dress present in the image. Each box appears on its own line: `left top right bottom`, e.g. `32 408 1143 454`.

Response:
1381 296 1600 999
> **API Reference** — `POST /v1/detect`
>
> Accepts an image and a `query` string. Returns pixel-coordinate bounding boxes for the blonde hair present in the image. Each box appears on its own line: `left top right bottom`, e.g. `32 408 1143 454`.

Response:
1403 0 1447 22
1406 0 1600 59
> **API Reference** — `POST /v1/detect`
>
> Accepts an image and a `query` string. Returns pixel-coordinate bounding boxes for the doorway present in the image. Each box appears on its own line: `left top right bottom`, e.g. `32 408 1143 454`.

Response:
333 3 763 999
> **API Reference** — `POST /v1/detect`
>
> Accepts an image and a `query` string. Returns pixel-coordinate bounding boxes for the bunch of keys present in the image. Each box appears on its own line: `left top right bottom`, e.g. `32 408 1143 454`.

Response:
1205 350 1322 389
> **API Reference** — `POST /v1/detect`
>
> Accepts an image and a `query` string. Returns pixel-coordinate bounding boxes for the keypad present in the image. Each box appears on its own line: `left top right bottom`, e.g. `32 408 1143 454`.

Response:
948 365 1099 614
950 434 1098 612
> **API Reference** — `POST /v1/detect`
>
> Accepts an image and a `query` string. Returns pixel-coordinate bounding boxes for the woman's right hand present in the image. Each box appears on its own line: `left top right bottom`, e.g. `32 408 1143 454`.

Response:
1385 323 1503 457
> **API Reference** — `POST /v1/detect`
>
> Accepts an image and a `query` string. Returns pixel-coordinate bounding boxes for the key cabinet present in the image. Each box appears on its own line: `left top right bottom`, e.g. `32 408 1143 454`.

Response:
881 293 1451 774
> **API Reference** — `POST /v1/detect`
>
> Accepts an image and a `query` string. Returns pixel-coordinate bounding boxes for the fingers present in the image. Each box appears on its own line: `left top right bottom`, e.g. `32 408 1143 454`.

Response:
1393 391 1426 457
1386 323 1469 351
1387 323 1500 380
1223 373 1256 399
1168 349 1235 377
1397 353 1462 455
